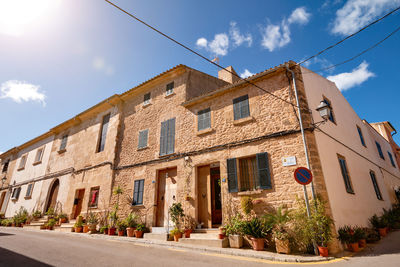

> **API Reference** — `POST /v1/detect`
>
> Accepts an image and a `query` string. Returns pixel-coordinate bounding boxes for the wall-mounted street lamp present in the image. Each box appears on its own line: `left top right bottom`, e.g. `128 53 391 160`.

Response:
316 100 332 122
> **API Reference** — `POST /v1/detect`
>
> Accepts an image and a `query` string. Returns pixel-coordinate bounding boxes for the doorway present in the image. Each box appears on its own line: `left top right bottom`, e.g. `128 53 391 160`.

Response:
45 179 59 213
72 189 85 219
156 167 177 227
0 192 6 212
210 167 222 226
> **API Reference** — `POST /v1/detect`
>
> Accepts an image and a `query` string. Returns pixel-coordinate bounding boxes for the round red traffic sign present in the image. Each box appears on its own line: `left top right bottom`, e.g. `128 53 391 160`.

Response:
294 167 313 185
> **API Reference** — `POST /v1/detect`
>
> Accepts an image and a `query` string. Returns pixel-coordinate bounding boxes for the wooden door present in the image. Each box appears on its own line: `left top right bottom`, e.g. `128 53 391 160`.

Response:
156 168 177 227
211 167 222 226
0 192 5 212
73 189 85 219
45 179 59 213
197 165 211 228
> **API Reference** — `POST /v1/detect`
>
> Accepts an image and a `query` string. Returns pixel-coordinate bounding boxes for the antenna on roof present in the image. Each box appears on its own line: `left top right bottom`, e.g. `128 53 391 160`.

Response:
211 57 219 64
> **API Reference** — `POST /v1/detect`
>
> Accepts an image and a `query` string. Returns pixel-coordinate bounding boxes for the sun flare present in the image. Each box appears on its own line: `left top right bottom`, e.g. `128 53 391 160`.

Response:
0 0 61 36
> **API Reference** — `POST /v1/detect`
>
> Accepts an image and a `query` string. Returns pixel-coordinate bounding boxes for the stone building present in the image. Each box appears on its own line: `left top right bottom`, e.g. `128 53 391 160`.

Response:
0 148 18 214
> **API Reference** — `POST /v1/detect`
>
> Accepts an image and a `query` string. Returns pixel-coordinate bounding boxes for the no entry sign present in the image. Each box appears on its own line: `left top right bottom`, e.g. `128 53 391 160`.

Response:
294 167 313 185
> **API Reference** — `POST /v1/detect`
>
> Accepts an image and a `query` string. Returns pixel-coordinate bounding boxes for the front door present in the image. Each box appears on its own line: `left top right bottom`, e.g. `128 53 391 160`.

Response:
73 189 85 219
45 179 59 213
156 167 177 227
197 165 211 228
0 192 6 213
210 167 222 226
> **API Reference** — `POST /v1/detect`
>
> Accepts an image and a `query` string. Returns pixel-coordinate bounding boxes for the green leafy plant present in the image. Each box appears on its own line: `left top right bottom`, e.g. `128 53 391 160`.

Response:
242 217 269 239
125 212 139 228
13 207 29 225
116 219 127 231
46 218 57 227
58 213 67 219
32 210 42 219
108 208 118 228
353 226 366 241
45 207 55 217
100 225 108 233
241 196 253 215
87 212 98 225
170 228 182 235
264 206 291 240
225 214 245 236
337 226 351 244
74 220 83 227
369 214 387 229
136 223 146 232
169 203 184 229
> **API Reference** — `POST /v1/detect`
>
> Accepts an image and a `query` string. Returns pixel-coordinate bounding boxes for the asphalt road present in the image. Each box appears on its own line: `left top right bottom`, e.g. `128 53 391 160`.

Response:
0 227 399 267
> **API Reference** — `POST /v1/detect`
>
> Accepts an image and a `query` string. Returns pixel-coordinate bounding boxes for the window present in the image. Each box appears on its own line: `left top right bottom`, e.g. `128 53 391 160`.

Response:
338 155 354 194
34 147 44 164
357 126 366 147
233 95 250 120
2 160 9 173
160 118 175 156
132 179 144 205
166 82 174 96
227 152 272 193
59 134 68 151
323 98 335 123
18 155 27 170
97 113 111 152
143 93 151 105
138 129 149 149
388 152 396 168
88 187 100 208
197 108 211 131
25 183 34 199
11 187 21 200
375 141 385 160
370 171 382 200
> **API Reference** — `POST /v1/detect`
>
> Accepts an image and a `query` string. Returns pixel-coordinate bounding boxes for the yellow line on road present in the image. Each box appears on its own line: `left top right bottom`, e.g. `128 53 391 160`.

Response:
199 252 352 265
168 248 187 252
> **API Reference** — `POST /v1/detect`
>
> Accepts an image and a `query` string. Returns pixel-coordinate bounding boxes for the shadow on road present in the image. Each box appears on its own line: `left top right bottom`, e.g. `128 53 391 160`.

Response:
0 232 14 237
350 230 400 258
0 247 53 267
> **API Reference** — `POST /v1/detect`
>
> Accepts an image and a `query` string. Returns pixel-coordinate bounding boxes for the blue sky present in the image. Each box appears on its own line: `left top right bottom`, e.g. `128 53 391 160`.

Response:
1 0 400 153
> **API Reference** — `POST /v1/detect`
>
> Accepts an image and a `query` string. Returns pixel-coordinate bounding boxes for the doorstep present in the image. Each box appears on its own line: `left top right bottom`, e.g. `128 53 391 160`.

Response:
3 227 335 263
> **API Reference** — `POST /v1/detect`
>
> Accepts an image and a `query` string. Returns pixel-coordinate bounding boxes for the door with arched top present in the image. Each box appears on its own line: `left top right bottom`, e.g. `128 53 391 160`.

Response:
45 179 59 213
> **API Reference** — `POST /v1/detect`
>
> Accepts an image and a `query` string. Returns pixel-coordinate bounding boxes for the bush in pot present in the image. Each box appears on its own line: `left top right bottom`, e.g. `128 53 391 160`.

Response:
125 212 139 237
32 210 42 220
225 214 245 248
242 217 269 251
87 212 99 232
354 227 367 248
74 220 83 233
100 225 108 235
45 208 55 219
135 223 145 238
117 220 127 236
170 228 183 242
46 218 56 230
169 203 184 229
58 213 68 224
183 215 196 238
264 206 291 254
108 208 118 235
369 214 387 237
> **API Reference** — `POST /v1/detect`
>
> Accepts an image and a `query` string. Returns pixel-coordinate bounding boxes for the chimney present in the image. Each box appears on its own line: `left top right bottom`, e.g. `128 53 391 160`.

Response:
218 66 240 84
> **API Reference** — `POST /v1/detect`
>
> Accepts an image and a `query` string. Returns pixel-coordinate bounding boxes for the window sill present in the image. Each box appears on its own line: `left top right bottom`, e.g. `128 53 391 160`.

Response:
233 116 254 125
159 152 176 158
137 146 149 151
237 189 263 196
17 167 25 171
197 128 214 136
33 161 42 166
131 204 145 209
346 190 355 195
143 102 152 108
24 196 32 200
58 149 66 154
88 206 98 209
165 92 175 98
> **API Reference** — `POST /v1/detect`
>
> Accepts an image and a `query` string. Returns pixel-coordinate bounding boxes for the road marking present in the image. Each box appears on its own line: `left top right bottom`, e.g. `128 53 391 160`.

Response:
168 248 187 252
199 252 351 265
132 243 150 247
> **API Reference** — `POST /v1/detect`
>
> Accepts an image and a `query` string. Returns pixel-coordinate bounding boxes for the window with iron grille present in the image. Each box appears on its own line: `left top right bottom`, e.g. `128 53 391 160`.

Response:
338 155 354 194
97 113 111 152
59 134 68 151
370 171 382 200
233 95 250 120
197 108 211 131
166 82 174 96
132 179 144 206
138 129 149 149
143 93 151 105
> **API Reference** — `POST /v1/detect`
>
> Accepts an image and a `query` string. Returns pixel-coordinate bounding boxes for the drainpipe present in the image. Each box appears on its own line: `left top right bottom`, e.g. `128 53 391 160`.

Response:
285 64 316 207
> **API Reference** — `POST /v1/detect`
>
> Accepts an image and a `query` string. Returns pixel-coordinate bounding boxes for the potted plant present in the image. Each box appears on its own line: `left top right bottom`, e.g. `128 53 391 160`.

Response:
347 230 360 252
264 206 291 254
125 212 139 237
74 220 83 233
117 219 127 236
183 215 196 238
46 218 56 230
108 209 118 236
225 214 245 248
87 212 98 232
354 227 367 248
170 228 183 242
243 217 269 251
218 226 226 239
32 210 42 220
45 208 55 218
169 203 185 230
100 225 109 235
135 223 145 238
58 213 68 224
338 226 351 247
369 214 387 237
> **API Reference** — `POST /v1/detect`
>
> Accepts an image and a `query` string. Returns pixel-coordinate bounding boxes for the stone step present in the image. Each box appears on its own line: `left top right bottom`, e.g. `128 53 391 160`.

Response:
143 233 169 241
23 224 45 230
189 233 219 239
54 225 74 233
28 222 46 226
151 227 171 234
193 228 219 234
179 237 228 248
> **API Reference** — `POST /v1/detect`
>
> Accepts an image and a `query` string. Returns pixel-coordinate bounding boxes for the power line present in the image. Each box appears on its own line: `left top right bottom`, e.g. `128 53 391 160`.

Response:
303 24 400 74
104 0 297 107
298 5 400 66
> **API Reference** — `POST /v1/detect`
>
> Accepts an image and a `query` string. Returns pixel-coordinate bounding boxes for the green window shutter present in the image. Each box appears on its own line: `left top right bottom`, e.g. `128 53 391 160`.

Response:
227 158 238 193
256 152 272 189
198 108 211 131
233 95 250 120
138 129 148 149
160 121 168 155
167 118 175 154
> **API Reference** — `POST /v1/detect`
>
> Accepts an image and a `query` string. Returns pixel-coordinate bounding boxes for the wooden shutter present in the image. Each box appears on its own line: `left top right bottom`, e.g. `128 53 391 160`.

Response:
167 118 175 154
160 121 168 155
198 108 211 131
138 129 148 149
60 135 68 150
233 95 249 120
339 157 353 193
256 152 272 189
227 158 238 193
16 187 21 199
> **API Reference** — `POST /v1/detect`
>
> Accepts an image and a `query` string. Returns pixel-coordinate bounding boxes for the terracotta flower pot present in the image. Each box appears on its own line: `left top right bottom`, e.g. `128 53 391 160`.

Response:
108 227 116 235
218 234 225 239
103 228 108 235
378 228 387 237
228 235 243 248
318 246 329 257
348 242 359 252
134 230 144 238
59 218 67 224
127 227 135 237
184 229 192 238
83 225 89 233
118 230 125 236
89 224 97 232
385 227 389 235
75 226 83 233
358 239 366 248
219 227 226 235
173 232 182 242
275 238 290 254
251 238 265 251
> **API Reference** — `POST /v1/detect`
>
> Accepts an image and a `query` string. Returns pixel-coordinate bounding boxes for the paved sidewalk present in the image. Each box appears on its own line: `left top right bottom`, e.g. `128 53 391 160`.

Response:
3 227 336 263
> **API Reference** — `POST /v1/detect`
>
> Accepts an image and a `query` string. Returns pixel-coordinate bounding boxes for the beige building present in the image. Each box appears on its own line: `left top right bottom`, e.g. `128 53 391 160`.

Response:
0 148 18 214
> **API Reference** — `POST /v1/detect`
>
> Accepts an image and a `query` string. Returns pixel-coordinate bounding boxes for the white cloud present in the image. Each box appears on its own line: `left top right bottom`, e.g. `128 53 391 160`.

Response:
327 61 375 91
196 33 229 56
0 80 46 106
332 0 400 35
240 69 255 78
92 56 115 76
229 21 252 47
261 7 311 52
196 37 208 48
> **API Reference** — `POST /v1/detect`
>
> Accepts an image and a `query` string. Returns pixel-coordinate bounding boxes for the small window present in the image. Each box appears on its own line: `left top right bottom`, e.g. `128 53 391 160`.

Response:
388 152 396 168
323 98 335 123
97 113 111 153
166 82 174 96
59 134 68 151
375 141 385 160
2 160 9 173
338 155 354 194
370 171 382 200
138 129 149 149
160 118 175 156
143 93 151 105
132 179 144 205
25 183 34 199
34 147 44 164
197 108 211 131
233 95 250 120
11 187 21 200
18 155 27 170
357 126 366 147
88 187 100 208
